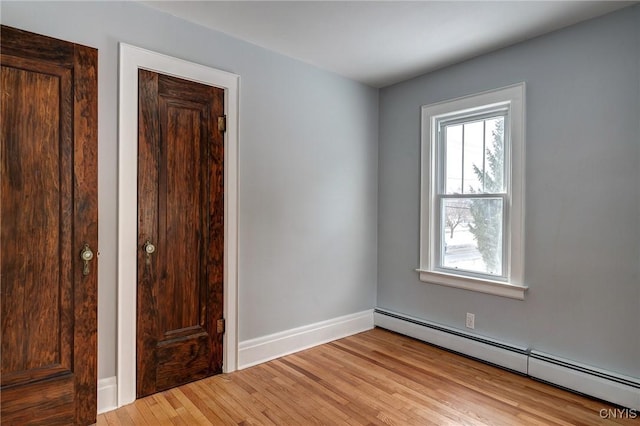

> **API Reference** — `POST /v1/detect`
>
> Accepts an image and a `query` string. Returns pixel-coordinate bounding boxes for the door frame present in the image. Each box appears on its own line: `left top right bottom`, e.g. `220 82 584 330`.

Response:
117 43 239 407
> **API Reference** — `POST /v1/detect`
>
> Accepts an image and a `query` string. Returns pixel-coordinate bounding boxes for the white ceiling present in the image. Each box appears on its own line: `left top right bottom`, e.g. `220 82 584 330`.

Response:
143 1 634 88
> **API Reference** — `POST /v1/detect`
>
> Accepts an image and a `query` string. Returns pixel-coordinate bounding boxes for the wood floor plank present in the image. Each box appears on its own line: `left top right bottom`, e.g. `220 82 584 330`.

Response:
126 397 160 426
102 410 122 426
151 392 184 424
206 375 275 425
270 359 362 425
123 401 151 426
292 352 416 424
275 358 371 425
143 393 176 425
191 379 248 424
331 335 576 425
97 328 638 425
321 340 516 425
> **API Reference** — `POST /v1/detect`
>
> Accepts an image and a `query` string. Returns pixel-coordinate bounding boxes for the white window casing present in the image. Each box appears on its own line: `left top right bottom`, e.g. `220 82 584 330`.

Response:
417 83 527 300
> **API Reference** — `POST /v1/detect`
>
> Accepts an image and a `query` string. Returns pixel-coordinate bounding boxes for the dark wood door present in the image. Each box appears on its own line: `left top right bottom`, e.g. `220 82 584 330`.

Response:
137 69 225 397
0 26 98 425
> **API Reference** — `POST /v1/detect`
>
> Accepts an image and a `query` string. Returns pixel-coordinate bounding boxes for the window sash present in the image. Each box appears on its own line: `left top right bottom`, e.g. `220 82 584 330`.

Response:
434 194 509 280
436 111 509 196
434 110 510 281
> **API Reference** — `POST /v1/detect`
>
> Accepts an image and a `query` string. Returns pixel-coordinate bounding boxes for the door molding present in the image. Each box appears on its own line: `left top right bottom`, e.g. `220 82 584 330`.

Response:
117 43 239 407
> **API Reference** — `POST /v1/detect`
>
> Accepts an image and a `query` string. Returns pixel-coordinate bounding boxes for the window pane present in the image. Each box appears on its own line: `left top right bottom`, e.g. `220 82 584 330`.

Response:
462 121 484 193
442 197 503 276
444 124 462 194
483 117 505 193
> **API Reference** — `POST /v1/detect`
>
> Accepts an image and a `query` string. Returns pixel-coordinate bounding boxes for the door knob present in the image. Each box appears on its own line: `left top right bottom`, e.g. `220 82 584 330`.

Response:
144 241 156 255
80 244 94 276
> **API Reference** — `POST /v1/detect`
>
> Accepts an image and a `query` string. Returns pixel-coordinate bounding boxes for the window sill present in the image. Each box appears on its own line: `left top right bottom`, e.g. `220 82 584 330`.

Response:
416 269 527 300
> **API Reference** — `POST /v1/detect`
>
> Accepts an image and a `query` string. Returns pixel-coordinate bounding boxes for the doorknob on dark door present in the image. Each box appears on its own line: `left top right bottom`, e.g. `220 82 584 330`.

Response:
144 240 156 255
80 243 94 276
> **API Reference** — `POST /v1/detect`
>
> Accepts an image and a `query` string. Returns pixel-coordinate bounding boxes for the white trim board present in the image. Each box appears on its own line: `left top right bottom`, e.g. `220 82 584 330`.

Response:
97 377 117 414
117 43 240 408
375 308 640 410
238 310 375 369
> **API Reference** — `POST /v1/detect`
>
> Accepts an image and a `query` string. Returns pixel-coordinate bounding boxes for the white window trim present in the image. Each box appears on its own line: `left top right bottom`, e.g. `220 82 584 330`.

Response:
418 83 527 300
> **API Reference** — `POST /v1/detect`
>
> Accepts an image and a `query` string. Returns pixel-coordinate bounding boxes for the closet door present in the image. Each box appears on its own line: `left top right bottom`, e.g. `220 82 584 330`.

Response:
137 69 225 397
1 26 98 425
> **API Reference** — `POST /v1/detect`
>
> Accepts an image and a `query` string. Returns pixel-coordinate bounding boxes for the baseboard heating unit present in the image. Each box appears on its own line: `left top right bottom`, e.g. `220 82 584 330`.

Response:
528 350 640 410
374 308 640 410
373 308 529 374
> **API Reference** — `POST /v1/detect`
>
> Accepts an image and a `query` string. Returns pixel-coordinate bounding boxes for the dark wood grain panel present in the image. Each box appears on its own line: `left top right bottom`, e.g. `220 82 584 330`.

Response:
137 69 161 398
71 42 98 425
137 70 225 397
158 73 218 103
160 101 203 332
0 58 72 384
155 333 210 392
0 47 76 341
208 81 225 374
1 374 75 425
0 26 74 66
0 25 97 425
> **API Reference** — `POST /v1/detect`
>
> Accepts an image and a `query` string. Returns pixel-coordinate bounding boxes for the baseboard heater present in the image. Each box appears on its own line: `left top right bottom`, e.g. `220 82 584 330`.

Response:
528 350 640 410
374 308 640 410
374 308 529 374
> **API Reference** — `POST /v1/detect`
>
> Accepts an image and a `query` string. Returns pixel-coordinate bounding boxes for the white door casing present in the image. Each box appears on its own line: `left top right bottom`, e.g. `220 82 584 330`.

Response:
117 43 239 407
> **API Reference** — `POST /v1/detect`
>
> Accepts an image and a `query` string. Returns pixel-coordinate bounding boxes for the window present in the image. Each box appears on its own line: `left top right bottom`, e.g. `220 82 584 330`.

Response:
418 83 527 299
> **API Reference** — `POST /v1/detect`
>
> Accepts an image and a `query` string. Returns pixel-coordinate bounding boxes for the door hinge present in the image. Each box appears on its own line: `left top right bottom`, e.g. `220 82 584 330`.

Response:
217 115 227 133
216 318 226 334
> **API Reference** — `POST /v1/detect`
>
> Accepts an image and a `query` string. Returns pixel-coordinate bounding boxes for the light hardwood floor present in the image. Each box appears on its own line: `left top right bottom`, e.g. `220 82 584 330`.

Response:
98 328 638 425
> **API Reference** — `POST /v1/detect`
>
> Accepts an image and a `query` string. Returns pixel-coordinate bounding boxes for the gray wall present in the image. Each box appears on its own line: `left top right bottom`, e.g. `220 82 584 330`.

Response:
378 6 640 378
1 1 379 380
3 0 638 385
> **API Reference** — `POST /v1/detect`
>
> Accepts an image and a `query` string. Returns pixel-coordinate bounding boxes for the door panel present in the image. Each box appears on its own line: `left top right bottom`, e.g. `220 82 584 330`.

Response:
137 70 224 397
161 101 203 332
0 26 98 425
1 65 72 384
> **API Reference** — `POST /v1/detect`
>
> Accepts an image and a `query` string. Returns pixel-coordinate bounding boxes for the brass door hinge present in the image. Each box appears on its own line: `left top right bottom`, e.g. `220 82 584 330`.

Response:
217 115 227 133
216 318 226 334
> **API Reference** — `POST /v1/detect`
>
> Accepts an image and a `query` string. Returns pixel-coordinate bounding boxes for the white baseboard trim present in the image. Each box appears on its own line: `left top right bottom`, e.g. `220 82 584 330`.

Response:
374 308 640 410
374 308 529 374
238 309 374 369
529 351 640 410
97 376 118 414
